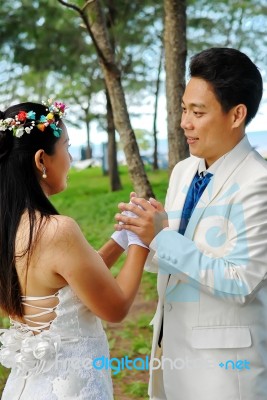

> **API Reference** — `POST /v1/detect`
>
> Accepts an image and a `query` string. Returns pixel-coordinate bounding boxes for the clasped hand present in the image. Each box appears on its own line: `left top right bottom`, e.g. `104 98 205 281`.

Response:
114 193 168 246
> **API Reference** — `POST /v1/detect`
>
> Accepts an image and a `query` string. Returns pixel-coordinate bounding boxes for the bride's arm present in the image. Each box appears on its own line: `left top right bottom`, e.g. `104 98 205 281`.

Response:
51 216 149 323
98 238 125 269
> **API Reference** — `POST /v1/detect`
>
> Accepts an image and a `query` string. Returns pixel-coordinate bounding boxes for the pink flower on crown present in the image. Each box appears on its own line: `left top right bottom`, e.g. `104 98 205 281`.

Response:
54 102 66 112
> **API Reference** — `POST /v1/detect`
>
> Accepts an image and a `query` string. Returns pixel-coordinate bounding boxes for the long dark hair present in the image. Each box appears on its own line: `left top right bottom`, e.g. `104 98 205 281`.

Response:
0 102 61 317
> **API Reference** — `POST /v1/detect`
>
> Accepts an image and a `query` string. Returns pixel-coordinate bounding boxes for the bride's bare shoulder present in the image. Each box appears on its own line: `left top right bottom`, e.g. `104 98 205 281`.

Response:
41 215 83 244
17 213 83 252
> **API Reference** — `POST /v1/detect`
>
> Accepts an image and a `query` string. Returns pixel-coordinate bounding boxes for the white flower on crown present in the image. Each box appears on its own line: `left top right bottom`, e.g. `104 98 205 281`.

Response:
25 127 32 134
15 128 24 138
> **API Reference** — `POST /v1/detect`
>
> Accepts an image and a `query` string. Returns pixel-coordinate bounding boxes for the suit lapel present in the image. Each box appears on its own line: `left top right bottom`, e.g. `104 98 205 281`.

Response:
168 158 199 231
185 136 253 239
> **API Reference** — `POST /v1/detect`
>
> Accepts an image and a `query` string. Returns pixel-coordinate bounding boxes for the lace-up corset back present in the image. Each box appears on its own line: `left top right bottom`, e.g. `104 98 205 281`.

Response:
11 292 59 333
10 286 105 337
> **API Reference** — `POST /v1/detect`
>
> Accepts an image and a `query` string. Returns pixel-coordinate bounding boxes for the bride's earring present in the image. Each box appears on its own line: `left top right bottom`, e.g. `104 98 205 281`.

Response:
42 166 47 179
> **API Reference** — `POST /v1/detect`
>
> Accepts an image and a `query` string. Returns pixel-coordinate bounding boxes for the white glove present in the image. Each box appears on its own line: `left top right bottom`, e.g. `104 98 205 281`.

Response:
119 204 137 225
116 201 149 249
111 229 128 250
111 202 137 250
121 210 149 249
126 229 149 249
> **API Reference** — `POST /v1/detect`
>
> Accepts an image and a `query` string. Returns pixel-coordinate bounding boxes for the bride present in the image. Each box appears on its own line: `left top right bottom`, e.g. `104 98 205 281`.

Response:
0 100 149 399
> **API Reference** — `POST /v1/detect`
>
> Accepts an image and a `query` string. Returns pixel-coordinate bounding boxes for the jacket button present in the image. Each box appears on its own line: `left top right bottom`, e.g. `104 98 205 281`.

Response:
159 252 165 258
171 258 177 264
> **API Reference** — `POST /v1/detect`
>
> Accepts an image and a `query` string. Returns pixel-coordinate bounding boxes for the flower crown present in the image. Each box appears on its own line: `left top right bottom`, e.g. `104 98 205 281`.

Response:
0 99 67 138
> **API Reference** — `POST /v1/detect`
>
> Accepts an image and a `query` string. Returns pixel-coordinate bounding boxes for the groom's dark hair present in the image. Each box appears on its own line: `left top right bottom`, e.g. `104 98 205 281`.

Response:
189 47 263 126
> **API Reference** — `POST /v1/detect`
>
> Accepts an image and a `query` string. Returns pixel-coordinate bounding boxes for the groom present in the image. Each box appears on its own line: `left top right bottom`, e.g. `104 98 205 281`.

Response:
115 48 267 399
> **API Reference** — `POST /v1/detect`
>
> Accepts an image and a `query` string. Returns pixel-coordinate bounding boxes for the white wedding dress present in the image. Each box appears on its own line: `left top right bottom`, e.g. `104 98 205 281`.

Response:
0 286 113 400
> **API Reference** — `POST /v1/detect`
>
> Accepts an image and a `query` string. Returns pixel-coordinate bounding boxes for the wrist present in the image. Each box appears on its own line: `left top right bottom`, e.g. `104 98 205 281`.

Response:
127 244 149 255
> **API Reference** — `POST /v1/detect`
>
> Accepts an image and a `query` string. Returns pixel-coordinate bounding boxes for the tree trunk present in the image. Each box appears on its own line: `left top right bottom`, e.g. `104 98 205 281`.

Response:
152 42 164 171
164 0 189 173
106 89 122 191
105 0 123 191
57 0 154 198
85 112 92 159
85 1 154 198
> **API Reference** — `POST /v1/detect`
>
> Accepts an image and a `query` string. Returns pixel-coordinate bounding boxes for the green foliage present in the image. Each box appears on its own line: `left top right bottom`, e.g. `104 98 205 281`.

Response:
0 0 164 121
132 334 151 355
125 381 149 398
187 0 267 66
134 129 152 151
0 366 10 396
136 314 154 329
0 317 10 329
0 1 86 71
1 0 266 111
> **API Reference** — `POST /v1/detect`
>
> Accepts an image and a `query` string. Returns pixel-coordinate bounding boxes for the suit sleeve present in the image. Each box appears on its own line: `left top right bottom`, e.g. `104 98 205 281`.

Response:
148 176 267 303
144 163 180 273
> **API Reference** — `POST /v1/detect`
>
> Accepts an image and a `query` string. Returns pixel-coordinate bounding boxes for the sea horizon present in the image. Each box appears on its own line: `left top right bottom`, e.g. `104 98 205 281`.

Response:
69 130 267 162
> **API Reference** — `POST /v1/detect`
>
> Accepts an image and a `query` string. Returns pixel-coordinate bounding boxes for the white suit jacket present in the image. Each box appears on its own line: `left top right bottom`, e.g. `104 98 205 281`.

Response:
146 136 267 400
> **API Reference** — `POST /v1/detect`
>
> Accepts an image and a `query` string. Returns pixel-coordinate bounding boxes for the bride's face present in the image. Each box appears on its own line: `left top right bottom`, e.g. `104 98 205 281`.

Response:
40 127 72 196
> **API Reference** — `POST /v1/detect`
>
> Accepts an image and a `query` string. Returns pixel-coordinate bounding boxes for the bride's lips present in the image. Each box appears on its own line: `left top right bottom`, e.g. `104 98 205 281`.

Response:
186 136 199 145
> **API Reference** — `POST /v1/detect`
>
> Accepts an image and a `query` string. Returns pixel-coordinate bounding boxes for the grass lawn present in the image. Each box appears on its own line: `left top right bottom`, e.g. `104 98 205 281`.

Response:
0 166 169 399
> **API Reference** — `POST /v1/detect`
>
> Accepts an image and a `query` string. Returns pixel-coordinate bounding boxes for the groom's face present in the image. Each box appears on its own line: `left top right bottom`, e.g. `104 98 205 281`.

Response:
181 77 241 167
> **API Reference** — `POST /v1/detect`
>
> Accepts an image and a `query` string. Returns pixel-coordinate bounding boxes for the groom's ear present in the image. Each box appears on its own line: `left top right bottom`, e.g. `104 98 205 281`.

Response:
231 104 247 128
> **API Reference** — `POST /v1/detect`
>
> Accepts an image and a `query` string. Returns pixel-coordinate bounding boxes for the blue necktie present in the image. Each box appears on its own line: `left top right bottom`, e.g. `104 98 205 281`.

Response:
179 172 213 235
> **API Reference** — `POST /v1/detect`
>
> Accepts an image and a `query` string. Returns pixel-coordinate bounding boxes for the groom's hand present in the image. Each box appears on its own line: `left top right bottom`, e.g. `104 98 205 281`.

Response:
114 197 168 246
